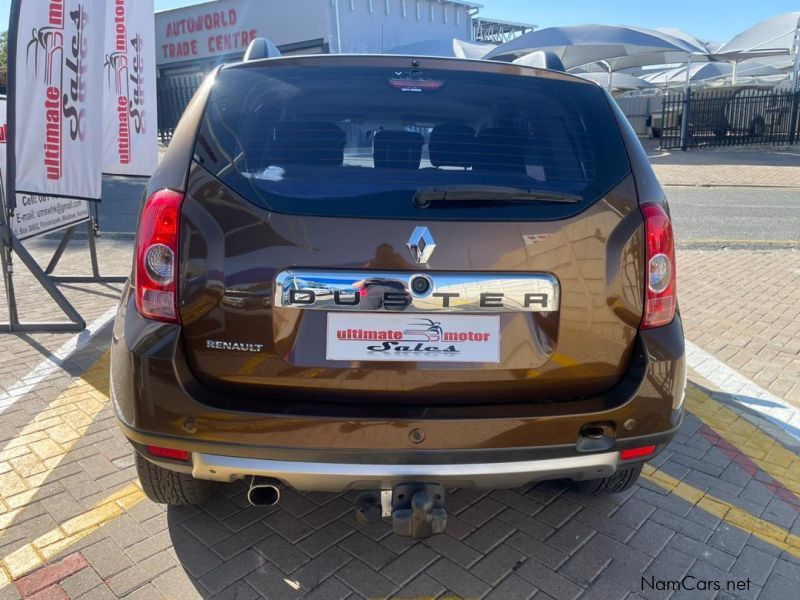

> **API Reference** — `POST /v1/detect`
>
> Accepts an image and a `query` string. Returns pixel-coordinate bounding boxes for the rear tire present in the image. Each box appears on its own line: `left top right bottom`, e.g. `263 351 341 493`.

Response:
135 451 217 505
571 463 643 495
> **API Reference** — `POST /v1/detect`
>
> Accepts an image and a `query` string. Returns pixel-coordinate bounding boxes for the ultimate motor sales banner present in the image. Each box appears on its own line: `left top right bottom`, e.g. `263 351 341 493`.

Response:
1 97 90 240
12 0 104 202
102 0 158 177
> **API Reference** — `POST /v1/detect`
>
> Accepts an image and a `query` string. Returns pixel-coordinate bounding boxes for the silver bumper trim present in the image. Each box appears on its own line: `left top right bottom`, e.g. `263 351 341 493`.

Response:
191 452 620 491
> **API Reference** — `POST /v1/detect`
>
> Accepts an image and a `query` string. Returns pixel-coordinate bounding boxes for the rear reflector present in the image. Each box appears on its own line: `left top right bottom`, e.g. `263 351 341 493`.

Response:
146 445 190 461
619 445 656 461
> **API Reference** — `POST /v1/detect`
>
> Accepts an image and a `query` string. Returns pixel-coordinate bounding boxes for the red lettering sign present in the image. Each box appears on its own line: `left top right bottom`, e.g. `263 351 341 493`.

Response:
44 87 63 180
117 95 131 164
114 0 127 53
48 0 65 28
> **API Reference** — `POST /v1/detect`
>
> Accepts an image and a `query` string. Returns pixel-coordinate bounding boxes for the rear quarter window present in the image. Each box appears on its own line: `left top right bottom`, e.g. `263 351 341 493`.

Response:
194 62 631 221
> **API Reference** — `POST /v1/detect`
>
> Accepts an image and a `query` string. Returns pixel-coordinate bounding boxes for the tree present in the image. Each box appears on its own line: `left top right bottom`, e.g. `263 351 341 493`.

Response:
0 31 7 69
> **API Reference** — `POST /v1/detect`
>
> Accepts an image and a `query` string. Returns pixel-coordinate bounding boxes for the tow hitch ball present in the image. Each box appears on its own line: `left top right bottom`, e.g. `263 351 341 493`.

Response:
355 484 447 539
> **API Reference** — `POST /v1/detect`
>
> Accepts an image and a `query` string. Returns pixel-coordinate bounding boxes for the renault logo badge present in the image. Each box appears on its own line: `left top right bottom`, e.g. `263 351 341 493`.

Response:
407 227 436 264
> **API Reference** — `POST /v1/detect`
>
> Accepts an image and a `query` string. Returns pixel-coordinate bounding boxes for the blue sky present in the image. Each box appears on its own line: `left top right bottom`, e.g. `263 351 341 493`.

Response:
0 0 797 43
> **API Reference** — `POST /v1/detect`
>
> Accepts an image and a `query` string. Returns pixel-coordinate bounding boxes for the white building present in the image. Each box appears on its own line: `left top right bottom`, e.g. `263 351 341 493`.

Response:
156 0 481 76
154 0 538 138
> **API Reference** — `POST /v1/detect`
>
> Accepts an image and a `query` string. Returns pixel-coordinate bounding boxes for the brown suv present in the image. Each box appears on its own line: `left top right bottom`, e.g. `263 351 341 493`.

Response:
111 54 685 538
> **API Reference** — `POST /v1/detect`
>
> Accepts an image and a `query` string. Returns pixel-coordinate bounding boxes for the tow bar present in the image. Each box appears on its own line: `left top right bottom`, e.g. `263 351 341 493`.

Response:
355 483 447 539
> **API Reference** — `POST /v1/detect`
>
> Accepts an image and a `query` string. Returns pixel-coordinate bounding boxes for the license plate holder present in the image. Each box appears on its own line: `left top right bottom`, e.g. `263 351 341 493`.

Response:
326 313 500 363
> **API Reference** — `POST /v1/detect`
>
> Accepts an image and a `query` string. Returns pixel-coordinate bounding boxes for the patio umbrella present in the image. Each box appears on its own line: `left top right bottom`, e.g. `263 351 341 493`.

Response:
599 28 711 73
715 12 799 60
484 24 706 70
385 38 495 60
655 28 711 53
576 71 655 91
713 12 800 84
644 61 783 86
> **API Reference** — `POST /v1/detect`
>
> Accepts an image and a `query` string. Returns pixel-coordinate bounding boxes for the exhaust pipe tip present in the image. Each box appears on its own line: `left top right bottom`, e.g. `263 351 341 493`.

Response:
247 476 281 507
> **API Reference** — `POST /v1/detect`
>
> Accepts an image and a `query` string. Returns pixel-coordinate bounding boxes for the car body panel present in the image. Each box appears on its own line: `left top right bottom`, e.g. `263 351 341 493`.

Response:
112 54 686 491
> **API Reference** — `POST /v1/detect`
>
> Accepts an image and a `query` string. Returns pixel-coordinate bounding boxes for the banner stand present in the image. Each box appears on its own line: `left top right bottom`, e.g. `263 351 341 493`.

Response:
0 207 128 333
0 223 87 333
44 219 127 285
0 0 124 334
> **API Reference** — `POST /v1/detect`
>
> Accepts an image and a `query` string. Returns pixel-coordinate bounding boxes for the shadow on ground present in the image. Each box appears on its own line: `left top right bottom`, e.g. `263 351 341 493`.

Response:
165 381 800 599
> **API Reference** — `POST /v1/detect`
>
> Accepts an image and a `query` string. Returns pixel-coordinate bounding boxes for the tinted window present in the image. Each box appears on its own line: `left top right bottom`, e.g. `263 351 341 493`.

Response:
195 63 630 220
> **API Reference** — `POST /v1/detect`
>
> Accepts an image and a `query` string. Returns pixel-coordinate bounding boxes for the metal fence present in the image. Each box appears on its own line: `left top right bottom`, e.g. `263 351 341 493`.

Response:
659 87 800 150
616 95 660 136
157 72 206 143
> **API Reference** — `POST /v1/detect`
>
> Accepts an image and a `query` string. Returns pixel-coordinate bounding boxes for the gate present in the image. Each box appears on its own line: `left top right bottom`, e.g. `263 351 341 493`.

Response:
157 72 206 143
660 87 800 150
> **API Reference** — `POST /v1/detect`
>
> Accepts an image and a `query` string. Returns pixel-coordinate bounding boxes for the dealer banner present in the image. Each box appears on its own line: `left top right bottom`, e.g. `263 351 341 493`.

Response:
11 0 105 203
0 96 90 240
0 96 7 198
103 0 158 177
9 193 91 241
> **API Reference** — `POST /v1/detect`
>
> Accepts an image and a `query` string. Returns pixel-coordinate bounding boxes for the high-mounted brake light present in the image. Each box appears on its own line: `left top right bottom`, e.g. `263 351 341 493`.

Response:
640 203 676 329
388 78 445 92
135 190 184 323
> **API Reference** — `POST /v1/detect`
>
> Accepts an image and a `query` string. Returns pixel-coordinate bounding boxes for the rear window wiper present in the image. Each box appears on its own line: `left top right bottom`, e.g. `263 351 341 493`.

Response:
413 186 582 208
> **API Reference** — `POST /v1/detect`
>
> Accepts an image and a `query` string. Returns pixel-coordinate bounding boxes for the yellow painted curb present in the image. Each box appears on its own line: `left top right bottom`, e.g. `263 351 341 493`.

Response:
0 483 145 580
684 385 800 498
642 465 800 559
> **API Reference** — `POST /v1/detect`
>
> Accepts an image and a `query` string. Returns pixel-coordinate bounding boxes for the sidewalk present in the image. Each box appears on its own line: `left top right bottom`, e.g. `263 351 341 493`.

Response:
679 249 800 410
646 141 800 188
1 239 799 600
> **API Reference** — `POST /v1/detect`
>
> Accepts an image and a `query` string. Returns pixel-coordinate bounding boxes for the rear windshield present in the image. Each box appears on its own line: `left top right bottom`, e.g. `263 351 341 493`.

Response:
194 63 630 220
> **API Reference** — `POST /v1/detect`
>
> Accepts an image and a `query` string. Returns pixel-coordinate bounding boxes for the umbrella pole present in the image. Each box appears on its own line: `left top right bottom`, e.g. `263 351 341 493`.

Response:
607 63 613 91
731 60 738 85
685 54 692 88
793 18 800 92
789 19 800 145
680 54 693 151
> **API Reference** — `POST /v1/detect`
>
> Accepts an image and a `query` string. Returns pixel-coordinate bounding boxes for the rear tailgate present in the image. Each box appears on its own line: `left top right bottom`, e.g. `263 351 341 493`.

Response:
179 57 642 405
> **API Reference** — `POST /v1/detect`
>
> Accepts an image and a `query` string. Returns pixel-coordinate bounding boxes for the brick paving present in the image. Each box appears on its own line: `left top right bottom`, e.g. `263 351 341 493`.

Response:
0 230 799 598
0 236 130 396
679 251 800 409
647 144 800 189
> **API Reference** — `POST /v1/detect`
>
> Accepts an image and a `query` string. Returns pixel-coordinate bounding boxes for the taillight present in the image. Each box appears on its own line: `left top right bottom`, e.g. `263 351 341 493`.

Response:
135 190 184 323
640 203 676 329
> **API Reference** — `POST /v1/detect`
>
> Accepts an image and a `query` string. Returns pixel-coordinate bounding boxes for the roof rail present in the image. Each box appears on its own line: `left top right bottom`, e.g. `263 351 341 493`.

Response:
244 38 282 62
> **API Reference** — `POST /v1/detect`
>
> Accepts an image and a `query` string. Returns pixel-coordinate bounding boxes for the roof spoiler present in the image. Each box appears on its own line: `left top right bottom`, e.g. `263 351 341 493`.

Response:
244 38 282 61
512 51 566 72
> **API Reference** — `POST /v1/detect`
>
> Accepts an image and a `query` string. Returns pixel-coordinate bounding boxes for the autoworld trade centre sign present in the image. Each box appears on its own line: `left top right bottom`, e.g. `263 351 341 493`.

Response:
156 0 260 64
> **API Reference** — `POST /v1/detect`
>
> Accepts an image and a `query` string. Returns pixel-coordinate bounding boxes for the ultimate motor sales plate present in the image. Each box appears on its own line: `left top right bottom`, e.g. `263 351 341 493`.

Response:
326 313 500 363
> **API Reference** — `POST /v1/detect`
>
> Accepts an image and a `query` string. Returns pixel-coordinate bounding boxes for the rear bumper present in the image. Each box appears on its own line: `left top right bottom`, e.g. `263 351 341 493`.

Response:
112 287 686 491
128 422 678 491
191 451 621 491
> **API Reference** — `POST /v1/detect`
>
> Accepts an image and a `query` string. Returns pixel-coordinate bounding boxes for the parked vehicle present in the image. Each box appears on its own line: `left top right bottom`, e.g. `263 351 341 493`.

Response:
111 53 685 538
652 85 788 141
646 90 681 138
